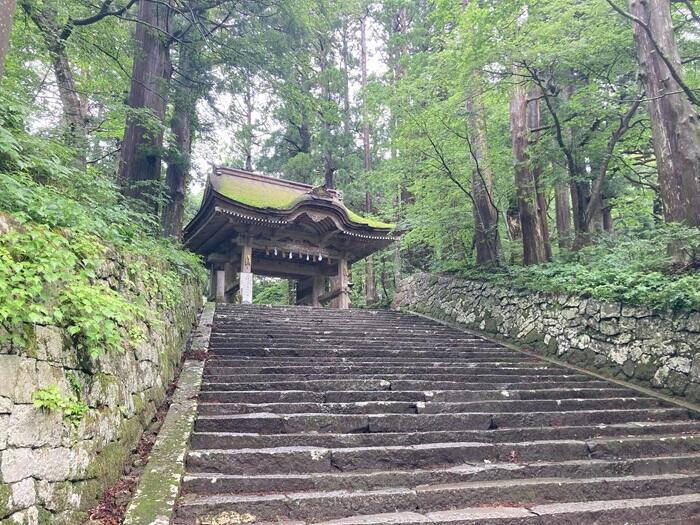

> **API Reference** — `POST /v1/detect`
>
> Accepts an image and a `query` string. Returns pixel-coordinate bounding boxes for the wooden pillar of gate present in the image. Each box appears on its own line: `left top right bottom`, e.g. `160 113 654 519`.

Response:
240 242 253 304
331 258 350 309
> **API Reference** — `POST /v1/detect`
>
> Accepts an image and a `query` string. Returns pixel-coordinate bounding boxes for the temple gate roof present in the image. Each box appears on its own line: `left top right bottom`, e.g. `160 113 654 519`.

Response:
183 167 396 266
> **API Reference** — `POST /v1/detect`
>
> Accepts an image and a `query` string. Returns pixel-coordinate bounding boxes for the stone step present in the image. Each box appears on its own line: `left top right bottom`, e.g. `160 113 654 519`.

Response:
199 378 621 392
194 408 692 434
205 356 542 365
207 348 524 359
202 372 589 384
176 473 700 522
213 323 454 330
186 435 700 475
182 452 700 495
211 332 486 340
175 304 700 525
213 322 447 329
183 494 700 525
196 397 669 416
196 387 637 404
189 421 700 451
210 324 466 333
210 344 514 357
202 364 561 375
209 338 503 348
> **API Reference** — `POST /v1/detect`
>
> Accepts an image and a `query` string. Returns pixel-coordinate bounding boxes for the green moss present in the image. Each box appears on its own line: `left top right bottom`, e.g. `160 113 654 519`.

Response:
0 483 12 519
217 175 300 209
634 362 657 382
22 325 38 359
86 416 143 490
37 507 54 525
343 206 394 229
481 316 500 334
215 175 394 229
131 392 145 414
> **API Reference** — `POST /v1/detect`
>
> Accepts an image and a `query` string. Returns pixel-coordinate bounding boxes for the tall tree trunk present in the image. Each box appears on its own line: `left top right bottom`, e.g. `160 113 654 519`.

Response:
466 92 500 266
627 0 700 226
21 2 88 157
244 84 254 171
392 5 410 283
510 81 548 265
341 16 351 136
570 177 591 248
554 180 573 249
461 1 499 266
161 41 197 239
299 122 311 155
317 35 335 189
602 206 614 233
360 12 377 303
0 0 16 81
526 90 552 261
118 0 172 212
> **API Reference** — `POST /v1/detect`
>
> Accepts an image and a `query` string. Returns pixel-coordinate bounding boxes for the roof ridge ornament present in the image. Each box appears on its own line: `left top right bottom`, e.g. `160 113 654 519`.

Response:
308 185 341 202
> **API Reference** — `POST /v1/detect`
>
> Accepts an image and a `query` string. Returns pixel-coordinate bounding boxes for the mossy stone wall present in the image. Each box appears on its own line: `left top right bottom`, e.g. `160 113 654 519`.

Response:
0 257 202 524
393 273 700 404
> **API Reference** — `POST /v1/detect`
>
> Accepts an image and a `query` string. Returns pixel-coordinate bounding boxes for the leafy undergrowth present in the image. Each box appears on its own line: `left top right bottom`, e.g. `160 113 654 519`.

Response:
0 88 205 358
451 227 700 312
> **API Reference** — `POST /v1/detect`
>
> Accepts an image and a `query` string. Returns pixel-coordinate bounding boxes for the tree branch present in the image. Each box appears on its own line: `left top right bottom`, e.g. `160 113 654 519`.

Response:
605 0 700 107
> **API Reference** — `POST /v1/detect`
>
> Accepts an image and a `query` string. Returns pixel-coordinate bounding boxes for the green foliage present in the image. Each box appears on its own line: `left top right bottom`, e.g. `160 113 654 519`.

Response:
32 385 89 428
253 278 290 305
457 226 700 311
5 0 700 316
0 87 205 358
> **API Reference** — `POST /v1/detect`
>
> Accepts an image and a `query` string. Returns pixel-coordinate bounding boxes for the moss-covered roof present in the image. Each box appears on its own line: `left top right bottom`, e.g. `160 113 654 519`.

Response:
210 169 394 230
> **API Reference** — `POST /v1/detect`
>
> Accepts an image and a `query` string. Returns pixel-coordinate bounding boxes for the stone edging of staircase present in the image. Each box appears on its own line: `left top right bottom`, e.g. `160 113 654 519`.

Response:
122 301 215 525
399 308 700 416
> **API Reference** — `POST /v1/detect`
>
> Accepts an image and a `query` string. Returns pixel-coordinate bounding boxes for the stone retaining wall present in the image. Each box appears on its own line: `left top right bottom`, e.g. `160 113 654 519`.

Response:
0 256 202 524
392 273 700 404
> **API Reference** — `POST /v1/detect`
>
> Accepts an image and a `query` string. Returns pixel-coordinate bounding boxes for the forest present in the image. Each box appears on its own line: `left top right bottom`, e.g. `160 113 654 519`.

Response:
1 0 700 331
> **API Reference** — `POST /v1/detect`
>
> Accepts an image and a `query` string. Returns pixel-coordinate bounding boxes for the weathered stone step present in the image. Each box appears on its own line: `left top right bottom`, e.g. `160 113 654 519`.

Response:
202 363 570 374
189 421 700 451
200 378 617 392
196 397 669 416
205 355 542 365
175 304 700 525
211 325 488 343
213 318 462 330
202 372 586 384
209 337 502 348
187 435 700 475
197 387 636 404
208 348 522 359
213 322 456 332
202 364 560 376
214 306 426 316
208 344 493 352
194 408 692 434
176 473 700 522
182 453 700 495
211 325 465 333
190 494 700 525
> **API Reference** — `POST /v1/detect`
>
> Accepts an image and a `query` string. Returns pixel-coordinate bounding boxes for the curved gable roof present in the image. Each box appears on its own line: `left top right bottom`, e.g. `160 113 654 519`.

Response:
210 167 394 230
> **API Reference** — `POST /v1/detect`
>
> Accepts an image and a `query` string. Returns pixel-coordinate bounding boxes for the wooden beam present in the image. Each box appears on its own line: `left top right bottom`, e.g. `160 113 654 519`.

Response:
236 238 341 261
251 258 336 279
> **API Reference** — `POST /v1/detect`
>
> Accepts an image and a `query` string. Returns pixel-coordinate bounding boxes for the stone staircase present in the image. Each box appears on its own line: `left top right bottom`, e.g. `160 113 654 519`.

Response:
174 304 700 524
